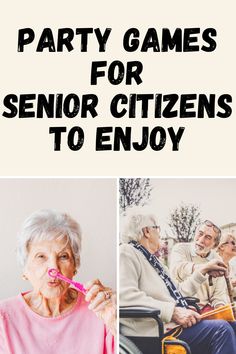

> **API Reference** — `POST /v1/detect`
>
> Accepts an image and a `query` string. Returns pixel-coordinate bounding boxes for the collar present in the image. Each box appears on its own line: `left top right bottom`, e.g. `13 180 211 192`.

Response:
190 243 216 260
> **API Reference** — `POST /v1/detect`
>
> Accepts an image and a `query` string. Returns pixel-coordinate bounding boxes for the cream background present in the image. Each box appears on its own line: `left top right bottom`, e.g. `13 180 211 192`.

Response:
0 1 235 176
0 178 116 300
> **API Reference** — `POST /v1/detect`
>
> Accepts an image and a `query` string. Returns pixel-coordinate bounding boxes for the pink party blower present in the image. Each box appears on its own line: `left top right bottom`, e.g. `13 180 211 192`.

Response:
48 268 87 294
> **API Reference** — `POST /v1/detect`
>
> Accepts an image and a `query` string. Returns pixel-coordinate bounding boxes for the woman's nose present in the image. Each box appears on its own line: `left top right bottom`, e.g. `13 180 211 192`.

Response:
48 257 59 271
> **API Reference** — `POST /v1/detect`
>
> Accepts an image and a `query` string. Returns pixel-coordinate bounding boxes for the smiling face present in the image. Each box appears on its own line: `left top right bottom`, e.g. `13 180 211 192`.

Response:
219 236 236 259
194 224 218 256
24 236 76 299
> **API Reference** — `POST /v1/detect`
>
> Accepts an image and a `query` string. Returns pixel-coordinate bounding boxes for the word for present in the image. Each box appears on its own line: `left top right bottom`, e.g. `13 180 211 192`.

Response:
91 61 143 85
49 126 185 151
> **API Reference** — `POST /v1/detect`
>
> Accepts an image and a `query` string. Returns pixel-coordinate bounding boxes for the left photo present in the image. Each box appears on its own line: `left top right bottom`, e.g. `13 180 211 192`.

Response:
0 178 117 354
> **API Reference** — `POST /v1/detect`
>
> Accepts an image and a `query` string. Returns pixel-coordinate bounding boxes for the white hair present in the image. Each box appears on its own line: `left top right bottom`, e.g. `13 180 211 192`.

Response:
17 209 82 269
120 207 158 243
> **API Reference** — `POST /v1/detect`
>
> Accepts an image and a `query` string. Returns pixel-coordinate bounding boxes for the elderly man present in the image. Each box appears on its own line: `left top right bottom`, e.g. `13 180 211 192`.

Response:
120 211 236 354
170 220 229 309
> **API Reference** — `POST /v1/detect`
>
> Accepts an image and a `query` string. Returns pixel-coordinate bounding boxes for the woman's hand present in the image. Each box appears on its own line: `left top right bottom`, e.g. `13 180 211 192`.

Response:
171 307 201 328
85 279 116 336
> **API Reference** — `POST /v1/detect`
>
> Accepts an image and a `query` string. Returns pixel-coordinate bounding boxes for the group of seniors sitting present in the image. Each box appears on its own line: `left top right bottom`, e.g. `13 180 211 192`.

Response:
120 210 236 354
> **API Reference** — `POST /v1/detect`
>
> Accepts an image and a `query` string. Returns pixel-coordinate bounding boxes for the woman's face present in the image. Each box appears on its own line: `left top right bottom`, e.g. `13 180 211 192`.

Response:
221 237 236 258
24 236 76 299
143 217 161 253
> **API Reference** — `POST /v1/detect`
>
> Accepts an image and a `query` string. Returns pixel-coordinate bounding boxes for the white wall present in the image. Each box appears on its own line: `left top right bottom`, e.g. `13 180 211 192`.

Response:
150 178 236 235
0 178 117 300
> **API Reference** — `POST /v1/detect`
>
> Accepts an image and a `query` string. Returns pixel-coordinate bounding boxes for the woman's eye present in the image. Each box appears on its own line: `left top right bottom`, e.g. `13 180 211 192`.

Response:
36 254 46 260
59 254 69 260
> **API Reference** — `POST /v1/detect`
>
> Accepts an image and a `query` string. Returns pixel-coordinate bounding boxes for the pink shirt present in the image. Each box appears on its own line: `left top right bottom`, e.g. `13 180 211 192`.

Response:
0 292 115 354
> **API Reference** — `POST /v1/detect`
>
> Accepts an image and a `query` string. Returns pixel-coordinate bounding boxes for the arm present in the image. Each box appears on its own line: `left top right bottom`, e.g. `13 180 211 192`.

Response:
169 244 208 297
85 279 116 336
170 244 196 280
120 246 201 329
210 276 229 308
120 245 175 324
170 244 228 303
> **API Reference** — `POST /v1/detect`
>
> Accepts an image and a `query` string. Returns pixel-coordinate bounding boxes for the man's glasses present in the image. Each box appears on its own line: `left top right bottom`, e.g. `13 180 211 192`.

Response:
203 220 221 235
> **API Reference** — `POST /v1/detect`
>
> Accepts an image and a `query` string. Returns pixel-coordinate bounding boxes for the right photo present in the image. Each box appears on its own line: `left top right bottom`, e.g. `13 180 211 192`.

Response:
119 178 236 354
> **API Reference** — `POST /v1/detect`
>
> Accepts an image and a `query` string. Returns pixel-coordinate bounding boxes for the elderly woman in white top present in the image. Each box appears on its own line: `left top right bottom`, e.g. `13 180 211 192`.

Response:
0 209 116 354
119 209 236 354
217 233 236 294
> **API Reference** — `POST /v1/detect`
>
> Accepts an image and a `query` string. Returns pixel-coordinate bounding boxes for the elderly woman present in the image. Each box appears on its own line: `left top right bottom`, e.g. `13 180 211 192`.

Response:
120 210 236 354
217 233 236 294
0 209 116 354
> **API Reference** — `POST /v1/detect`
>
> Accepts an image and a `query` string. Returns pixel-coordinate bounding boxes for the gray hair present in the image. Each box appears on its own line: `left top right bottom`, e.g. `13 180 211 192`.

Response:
17 209 82 269
121 207 158 243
